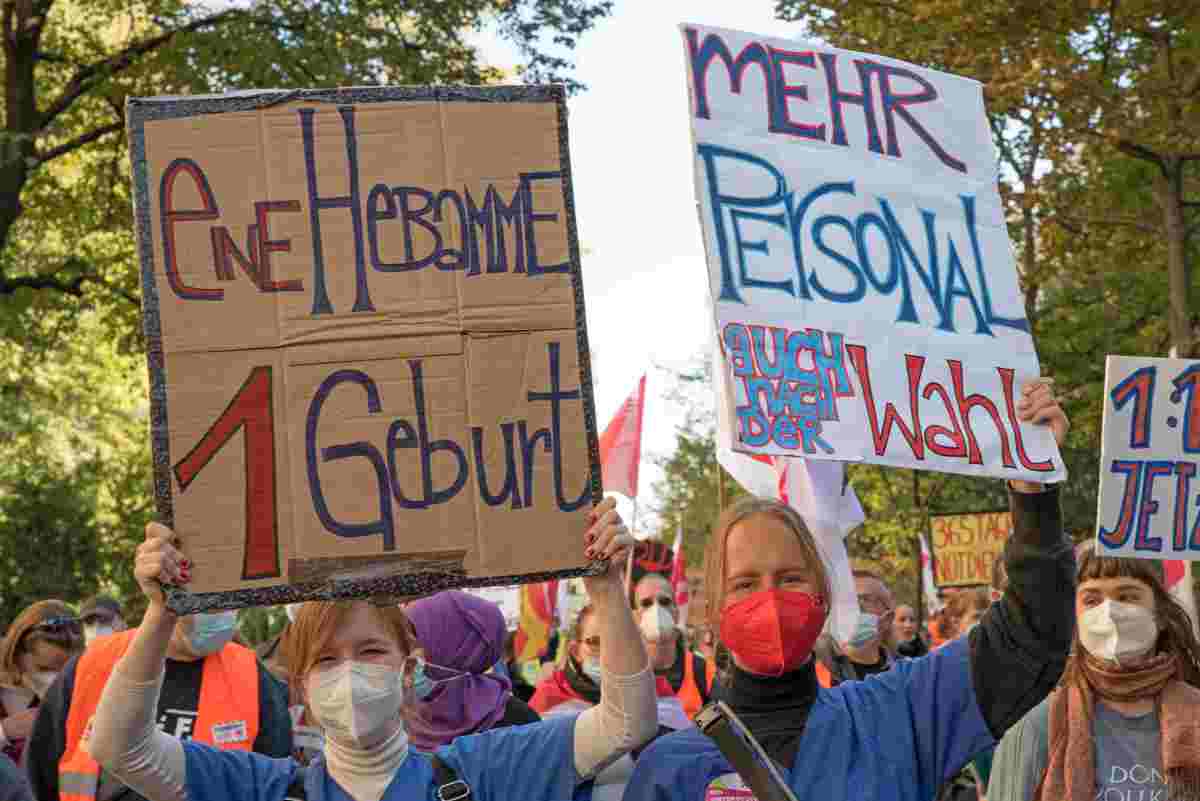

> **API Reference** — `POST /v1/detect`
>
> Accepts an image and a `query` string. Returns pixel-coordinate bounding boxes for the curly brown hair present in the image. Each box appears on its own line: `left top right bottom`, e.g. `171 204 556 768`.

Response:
1062 550 1200 689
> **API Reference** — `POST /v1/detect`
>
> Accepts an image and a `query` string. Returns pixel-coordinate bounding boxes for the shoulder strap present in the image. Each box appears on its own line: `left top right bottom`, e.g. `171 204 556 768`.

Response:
431 755 471 801
284 766 307 801
693 653 710 703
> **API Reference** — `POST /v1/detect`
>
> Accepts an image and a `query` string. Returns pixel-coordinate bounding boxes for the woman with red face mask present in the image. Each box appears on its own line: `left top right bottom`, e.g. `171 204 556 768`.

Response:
623 380 1076 801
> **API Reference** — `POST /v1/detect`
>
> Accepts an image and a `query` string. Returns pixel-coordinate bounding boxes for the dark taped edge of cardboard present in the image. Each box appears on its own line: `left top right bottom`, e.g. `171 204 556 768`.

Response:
553 88 604 508
126 85 564 122
127 101 174 530
287 550 468 584
164 562 605 615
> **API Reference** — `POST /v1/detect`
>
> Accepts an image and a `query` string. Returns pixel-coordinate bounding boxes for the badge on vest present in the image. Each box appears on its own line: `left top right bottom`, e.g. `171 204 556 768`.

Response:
212 720 249 745
706 773 758 801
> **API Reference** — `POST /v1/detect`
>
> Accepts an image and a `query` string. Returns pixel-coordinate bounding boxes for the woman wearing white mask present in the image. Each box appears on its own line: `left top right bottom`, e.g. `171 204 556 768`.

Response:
528 601 680 801
630 573 715 722
987 548 1200 801
25 604 292 801
0 600 83 764
86 496 657 801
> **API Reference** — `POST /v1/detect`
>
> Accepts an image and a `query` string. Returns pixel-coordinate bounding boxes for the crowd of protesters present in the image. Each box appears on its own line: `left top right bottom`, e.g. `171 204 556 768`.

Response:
1 380 1196 801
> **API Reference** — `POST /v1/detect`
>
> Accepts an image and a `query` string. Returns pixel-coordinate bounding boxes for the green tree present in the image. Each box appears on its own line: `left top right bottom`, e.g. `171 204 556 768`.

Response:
774 0 1200 353
0 0 612 337
652 356 744 571
0 307 153 626
237 605 287 648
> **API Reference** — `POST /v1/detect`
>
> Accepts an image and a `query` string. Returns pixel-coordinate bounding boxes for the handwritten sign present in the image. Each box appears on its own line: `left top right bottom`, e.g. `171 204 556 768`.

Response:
128 87 601 613
929 511 1011 587
683 24 1065 482
1096 355 1200 560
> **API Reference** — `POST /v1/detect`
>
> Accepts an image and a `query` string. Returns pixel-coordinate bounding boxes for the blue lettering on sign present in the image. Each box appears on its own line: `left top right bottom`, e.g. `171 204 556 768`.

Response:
697 143 1029 336
723 322 853 455
304 343 589 550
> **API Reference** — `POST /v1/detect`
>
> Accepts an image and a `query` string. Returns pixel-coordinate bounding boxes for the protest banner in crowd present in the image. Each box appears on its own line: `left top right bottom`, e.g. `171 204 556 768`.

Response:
684 24 1065 482
128 86 601 613
929 510 1011 586
1097 355 1200 560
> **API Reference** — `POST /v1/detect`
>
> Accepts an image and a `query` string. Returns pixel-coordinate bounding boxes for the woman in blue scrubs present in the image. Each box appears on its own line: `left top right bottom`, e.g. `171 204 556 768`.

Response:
623 380 1075 801
87 497 657 801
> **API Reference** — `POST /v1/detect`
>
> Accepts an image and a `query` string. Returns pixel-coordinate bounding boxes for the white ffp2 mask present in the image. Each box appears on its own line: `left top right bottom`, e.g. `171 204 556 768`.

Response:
1079 600 1159 664
640 604 676 643
307 661 407 749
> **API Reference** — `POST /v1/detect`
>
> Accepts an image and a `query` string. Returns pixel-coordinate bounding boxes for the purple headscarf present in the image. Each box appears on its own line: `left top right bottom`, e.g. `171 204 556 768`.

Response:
406 591 512 749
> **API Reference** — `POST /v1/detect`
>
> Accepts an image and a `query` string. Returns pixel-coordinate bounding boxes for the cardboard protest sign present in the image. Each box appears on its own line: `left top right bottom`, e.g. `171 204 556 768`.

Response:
1096 355 1200 561
128 87 601 613
929 510 1011 587
684 24 1065 482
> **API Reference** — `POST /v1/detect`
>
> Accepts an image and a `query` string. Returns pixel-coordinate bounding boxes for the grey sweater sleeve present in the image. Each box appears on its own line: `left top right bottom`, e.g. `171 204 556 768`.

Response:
987 696 1050 801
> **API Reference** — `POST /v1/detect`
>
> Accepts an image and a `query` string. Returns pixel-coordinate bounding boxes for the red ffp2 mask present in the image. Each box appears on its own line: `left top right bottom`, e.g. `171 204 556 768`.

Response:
720 590 827 677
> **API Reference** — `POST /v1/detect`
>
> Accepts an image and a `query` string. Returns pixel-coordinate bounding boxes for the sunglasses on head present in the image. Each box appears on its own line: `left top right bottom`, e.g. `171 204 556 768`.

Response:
23 617 82 644
38 616 82 633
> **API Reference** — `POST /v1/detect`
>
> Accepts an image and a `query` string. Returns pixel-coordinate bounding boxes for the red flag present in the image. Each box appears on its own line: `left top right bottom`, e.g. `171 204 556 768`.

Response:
598 375 646 499
670 521 689 627
1164 560 1198 637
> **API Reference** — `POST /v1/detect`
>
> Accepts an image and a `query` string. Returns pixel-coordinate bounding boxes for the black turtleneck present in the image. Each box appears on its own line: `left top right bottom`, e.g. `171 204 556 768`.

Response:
712 658 819 768
563 655 602 705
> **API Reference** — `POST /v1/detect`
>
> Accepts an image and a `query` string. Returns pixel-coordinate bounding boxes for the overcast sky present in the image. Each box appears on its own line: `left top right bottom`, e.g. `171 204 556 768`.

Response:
472 2 803 531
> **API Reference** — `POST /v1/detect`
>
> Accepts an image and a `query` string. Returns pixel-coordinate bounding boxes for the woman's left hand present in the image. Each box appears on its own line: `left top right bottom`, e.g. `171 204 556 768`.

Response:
581 496 636 595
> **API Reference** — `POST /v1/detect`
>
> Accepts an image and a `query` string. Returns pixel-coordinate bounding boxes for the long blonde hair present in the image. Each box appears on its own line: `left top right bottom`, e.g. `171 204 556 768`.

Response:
702 497 832 637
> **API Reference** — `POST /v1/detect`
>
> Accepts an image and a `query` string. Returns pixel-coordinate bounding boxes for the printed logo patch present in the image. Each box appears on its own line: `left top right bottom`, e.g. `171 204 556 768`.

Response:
706 773 758 801
211 720 248 745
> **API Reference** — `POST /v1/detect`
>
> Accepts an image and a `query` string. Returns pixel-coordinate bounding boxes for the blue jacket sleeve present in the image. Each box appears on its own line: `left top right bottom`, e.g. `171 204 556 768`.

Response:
437 715 578 801
835 637 994 793
182 741 298 801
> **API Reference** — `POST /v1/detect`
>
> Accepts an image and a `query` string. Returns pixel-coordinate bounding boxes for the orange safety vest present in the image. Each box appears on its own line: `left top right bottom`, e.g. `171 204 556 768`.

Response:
677 651 717 719
815 660 833 689
58 629 260 801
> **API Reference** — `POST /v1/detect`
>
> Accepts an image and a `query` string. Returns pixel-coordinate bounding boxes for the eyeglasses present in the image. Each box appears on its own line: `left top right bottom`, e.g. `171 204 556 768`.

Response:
637 596 674 610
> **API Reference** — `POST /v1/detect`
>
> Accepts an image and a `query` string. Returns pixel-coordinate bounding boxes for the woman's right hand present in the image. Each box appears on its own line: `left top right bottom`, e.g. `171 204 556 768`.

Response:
135 522 190 610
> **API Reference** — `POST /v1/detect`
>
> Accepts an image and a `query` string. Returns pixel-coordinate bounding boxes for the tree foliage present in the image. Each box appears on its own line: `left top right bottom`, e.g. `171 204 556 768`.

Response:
0 309 152 626
0 0 612 341
0 0 610 626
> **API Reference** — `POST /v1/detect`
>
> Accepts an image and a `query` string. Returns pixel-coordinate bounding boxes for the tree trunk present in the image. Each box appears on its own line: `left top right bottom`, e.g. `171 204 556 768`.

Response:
1 1 41 263
1159 157 1193 356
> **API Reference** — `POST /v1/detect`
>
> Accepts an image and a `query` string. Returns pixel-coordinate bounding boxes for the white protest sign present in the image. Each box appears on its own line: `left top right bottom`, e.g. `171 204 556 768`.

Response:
1096 355 1200 560
684 23 1065 482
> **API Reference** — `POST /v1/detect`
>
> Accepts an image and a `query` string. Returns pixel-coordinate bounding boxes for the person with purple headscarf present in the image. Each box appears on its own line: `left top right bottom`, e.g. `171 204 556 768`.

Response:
406 591 541 751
